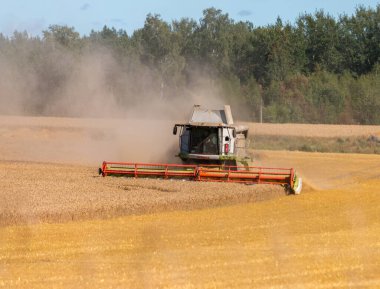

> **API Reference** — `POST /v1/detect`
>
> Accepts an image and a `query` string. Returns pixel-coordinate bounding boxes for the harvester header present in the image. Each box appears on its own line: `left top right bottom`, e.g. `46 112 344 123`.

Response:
99 161 302 194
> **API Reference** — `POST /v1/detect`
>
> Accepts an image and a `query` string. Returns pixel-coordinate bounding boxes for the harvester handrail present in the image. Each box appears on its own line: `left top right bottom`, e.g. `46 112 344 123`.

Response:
103 161 197 168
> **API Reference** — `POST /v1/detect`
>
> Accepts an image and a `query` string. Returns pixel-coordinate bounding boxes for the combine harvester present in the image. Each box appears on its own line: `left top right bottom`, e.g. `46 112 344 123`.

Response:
99 105 302 194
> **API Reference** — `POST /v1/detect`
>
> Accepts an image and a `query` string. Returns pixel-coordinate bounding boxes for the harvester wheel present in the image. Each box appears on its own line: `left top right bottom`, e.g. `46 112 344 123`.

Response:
288 175 302 194
293 177 302 195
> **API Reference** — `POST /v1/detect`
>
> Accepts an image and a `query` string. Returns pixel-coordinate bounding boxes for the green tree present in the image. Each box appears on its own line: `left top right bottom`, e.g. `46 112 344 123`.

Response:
43 25 81 50
172 18 198 59
297 11 343 73
229 21 254 83
195 8 234 74
351 70 380 124
339 5 380 75
137 14 185 96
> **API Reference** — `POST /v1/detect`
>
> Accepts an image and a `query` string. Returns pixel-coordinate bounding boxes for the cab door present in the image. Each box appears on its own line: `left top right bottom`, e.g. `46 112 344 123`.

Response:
220 127 235 155
180 127 190 153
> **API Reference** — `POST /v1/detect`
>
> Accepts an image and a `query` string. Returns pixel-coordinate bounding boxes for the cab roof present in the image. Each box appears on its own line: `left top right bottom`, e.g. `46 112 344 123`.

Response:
187 105 234 127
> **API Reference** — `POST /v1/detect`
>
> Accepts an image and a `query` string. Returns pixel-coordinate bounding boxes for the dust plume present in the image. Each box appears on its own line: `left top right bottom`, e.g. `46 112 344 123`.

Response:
0 40 229 164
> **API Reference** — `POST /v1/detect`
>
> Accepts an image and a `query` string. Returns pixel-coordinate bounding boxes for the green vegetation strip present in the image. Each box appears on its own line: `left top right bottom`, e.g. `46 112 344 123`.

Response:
250 135 380 154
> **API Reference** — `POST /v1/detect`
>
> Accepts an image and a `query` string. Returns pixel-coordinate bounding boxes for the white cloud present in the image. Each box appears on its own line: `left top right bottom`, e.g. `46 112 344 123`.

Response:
238 10 252 17
80 3 91 11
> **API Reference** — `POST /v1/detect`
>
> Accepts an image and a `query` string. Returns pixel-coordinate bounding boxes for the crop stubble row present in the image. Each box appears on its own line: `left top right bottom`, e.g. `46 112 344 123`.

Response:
0 161 285 226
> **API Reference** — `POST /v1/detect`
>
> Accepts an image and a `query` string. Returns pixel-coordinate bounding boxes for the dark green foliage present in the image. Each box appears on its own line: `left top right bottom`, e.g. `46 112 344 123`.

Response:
0 5 379 123
297 11 343 73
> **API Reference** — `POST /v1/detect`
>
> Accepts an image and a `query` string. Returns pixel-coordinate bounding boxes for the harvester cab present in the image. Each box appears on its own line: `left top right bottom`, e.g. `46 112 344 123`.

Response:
173 105 249 166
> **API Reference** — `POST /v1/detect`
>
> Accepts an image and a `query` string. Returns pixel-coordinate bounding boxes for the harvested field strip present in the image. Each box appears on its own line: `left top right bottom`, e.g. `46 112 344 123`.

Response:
0 115 171 129
0 161 285 226
251 135 380 154
0 116 178 165
0 179 379 288
243 122 380 137
1 116 380 138
2 116 380 166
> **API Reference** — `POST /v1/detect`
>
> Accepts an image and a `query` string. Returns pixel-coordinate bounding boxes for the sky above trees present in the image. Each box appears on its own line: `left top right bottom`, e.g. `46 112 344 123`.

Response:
0 0 378 36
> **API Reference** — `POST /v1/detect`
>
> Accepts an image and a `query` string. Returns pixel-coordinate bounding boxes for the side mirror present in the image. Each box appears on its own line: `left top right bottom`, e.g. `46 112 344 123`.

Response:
173 125 177 135
232 129 236 138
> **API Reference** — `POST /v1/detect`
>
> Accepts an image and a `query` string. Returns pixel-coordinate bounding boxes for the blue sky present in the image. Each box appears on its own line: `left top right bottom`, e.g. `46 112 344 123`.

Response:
0 0 378 36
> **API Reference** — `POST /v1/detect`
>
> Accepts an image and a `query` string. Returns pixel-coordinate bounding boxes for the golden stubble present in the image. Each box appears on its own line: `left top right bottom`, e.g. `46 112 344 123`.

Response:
0 176 379 288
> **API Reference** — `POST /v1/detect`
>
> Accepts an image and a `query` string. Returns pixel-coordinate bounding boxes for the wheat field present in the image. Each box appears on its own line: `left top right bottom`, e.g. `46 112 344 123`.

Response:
1 116 380 288
0 161 285 226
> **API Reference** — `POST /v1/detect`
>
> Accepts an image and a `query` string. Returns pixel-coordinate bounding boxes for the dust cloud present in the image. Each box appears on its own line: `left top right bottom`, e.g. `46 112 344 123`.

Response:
0 43 228 165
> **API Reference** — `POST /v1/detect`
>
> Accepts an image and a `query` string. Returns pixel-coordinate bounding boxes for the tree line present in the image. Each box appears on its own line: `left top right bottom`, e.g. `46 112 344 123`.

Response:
0 6 379 123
